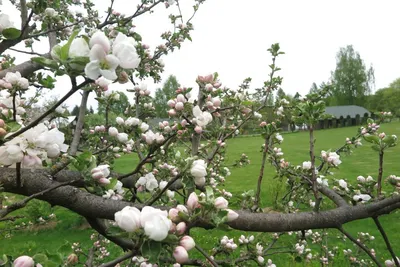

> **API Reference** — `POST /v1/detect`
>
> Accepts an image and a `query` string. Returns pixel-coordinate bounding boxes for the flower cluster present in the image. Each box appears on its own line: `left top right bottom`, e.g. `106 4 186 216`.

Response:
0 71 29 90
136 173 159 192
0 123 68 167
190 159 207 187
321 150 342 166
114 206 172 241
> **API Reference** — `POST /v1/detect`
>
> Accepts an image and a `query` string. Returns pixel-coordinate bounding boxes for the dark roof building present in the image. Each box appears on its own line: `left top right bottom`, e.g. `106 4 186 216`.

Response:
325 105 370 119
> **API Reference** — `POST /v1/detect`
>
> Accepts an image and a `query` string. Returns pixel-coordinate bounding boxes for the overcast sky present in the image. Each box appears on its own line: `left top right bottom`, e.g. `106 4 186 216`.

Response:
3 0 400 109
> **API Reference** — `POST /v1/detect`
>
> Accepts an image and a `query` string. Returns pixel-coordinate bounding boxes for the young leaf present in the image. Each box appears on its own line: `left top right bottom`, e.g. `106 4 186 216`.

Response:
2 28 21 40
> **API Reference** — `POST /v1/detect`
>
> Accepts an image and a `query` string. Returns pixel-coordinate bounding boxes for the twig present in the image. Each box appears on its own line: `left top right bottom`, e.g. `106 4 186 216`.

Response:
146 173 182 206
254 135 269 210
373 217 399 267
338 226 382 267
195 244 219 267
5 79 90 141
85 248 95 267
8 47 44 56
377 151 384 197
98 250 136 267
0 215 24 222
0 179 77 218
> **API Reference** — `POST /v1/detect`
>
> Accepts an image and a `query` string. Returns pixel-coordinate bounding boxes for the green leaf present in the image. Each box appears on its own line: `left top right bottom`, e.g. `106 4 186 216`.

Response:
163 234 179 244
60 30 80 61
45 251 62 263
32 254 48 264
205 186 214 201
2 28 21 39
105 178 118 190
6 121 21 132
363 134 380 145
31 57 59 70
141 240 161 262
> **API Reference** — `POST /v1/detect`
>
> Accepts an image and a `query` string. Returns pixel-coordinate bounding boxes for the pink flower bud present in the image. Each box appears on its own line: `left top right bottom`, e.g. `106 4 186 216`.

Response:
91 171 105 180
169 208 180 223
180 235 195 251
176 222 187 235
99 178 110 184
259 121 267 127
175 102 184 111
173 246 189 264
181 120 188 127
167 100 176 108
213 82 222 88
226 209 239 222
214 197 228 209
100 125 106 132
0 128 7 137
212 97 221 107
379 132 386 139
194 126 202 134
187 192 199 211
0 119 5 127
176 94 185 102
168 109 177 117
67 254 78 264
13 256 34 267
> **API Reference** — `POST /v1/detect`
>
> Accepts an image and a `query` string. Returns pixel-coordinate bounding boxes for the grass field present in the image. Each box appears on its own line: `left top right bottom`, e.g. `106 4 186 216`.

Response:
1 122 400 266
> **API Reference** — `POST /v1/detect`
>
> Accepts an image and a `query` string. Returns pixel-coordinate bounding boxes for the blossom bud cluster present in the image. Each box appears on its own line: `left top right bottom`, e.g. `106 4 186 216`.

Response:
167 93 188 115
220 236 238 250
0 91 26 122
0 71 29 90
238 234 254 244
321 150 342 166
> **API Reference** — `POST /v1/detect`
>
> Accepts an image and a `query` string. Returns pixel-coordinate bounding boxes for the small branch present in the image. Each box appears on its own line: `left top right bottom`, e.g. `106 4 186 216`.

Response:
8 47 44 56
254 135 269 210
0 179 77 218
146 174 182 206
85 248 95 267
195 244 219 267
373 217 400 267
377 151 384 197
338 226 382 267
5 79 90 141
69 90 90 156
0 215 24 222
86 217 135 251
12 91 17 121
27 21 82 39
98 250 135 267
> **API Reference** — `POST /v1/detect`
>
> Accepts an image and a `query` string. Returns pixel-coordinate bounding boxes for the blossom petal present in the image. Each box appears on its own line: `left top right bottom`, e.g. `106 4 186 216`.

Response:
100 69 118 81
89 31 110 53
89 44 106 61
85 60 101 80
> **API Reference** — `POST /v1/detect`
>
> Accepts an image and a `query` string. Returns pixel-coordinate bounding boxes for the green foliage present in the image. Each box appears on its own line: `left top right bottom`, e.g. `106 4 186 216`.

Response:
97 91 130 116
1 28 21 39
330 45 375 106
368 85 400 117
154 75 180 118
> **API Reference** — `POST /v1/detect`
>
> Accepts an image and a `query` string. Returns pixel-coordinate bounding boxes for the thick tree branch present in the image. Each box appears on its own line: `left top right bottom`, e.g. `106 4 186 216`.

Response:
1 168 400 234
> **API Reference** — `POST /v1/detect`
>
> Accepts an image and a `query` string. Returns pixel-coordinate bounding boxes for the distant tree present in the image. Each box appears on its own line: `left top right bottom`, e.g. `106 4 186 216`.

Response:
368 78 400 116
154 75 180 118
330 45 375 106
275 88 286 103
89 106 94 114
71 105 80 116
98 91 130 115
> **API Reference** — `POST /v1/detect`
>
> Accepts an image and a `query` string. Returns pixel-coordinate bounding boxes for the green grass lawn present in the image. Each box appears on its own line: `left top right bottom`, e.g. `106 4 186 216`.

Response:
1 122 400 266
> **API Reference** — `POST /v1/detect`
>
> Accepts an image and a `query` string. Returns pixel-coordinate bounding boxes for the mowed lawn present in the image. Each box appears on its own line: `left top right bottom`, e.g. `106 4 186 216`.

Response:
1 122 400 266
